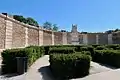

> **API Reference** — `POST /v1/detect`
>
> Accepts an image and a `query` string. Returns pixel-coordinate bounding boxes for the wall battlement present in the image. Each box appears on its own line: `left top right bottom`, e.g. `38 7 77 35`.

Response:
0 14 120 50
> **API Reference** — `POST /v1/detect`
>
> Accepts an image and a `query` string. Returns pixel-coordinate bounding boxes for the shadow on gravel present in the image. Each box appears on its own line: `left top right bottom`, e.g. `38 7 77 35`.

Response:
98 63 118 69
1 73 19 78
38 66 55 80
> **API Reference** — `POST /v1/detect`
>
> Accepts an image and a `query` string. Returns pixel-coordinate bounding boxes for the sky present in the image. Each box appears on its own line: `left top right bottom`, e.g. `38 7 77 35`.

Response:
0 0 120 32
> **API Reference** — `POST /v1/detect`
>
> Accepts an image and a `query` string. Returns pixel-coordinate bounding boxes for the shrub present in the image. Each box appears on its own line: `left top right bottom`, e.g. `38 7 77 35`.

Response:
49 47 75 54
26 46 45 66
81 51 91 55
105 44 120 50
1 48 27 74
49 53 91 79
95 46 106 50
93 50 120 68
80 47 88 51
92 44 100 48
1 46 44 74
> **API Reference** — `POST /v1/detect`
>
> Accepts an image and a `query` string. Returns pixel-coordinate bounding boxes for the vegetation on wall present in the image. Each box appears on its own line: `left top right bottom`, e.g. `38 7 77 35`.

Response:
43 21 59 31
105 28 120 34
13 15 39 27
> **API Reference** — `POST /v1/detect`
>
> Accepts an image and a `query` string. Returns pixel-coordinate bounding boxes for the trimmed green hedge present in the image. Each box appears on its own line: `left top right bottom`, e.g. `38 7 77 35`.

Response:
95 46 107 50
49 47 75 54
93 50 120 68
2 48 27 74
49 53 91 79
1 46 44 74
105 44 120 50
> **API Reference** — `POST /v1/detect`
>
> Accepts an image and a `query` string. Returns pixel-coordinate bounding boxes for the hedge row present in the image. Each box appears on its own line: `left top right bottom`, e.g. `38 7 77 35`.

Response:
92 50 120 68
1 46 44 74
43 44 120 55
49 53 91 79
43 45 85 54
49 47 75 54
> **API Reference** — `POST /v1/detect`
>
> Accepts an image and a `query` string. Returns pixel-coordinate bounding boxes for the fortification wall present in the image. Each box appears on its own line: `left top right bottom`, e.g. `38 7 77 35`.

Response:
112 32 120 44
98 33 108 44
12 22 26 48
54 32 63 45
0 17 5 49
87 33 96 44
28 28 39 46
43 30 52 45
1 14 120 50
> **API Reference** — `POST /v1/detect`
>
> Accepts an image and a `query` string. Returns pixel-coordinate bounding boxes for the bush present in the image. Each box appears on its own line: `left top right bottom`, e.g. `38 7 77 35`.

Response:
1 48 28 74
49 53 91 79
26 46 45 66
81 51 91 55
95 46 106 50
80 47 88 51
49 47 75 54
93 50 120 68
105 44 120 50
92 44 100 48
1 46 44 74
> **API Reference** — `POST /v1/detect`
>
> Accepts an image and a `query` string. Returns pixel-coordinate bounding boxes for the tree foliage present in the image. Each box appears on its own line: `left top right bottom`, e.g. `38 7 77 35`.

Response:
105 28 120 34
52 24 58 31
43 21 59 31
13 15 39 27
43 21 52 30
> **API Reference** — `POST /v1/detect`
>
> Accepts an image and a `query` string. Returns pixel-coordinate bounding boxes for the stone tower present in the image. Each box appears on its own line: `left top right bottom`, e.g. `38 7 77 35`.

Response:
71 24 79 44
71 24 78 32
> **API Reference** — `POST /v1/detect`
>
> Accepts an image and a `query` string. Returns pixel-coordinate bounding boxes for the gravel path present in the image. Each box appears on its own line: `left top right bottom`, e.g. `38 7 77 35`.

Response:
0 55 119 80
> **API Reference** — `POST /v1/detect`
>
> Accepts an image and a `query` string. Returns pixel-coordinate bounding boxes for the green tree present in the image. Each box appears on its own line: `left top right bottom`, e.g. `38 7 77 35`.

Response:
13 15 27 23
13 15 39 27
52 24 58 31
43 21 52 30
26 17 39 27
114 28 120 32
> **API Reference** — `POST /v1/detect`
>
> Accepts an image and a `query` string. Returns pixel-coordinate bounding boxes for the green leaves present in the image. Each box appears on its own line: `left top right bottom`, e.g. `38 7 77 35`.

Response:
43 21 59 31
1 46 44 74
49 53 91 79
13 15 39 27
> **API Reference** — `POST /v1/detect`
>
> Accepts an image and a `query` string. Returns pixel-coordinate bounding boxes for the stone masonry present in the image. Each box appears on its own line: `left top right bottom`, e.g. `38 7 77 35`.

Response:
0 14 120 50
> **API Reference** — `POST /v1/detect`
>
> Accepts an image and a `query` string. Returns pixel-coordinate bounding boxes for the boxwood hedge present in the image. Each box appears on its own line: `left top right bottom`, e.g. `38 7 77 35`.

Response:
1 46 44 74
49 47 75 54
93 50 120 68
49 53 91 79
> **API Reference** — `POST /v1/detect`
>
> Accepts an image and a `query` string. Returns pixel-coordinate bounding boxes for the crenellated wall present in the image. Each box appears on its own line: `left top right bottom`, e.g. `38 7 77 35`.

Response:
1 14 120 50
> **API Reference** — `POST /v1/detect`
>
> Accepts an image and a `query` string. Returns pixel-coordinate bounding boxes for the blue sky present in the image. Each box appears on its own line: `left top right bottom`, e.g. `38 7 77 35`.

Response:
0 0 120 32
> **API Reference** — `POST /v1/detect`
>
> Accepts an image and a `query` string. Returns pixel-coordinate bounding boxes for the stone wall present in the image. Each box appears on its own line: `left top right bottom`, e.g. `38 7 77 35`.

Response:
43 30 52 45
79 34 83 44
0 17 5 49
112 32 120 44
98 33 108 44
12 22 26 48
1 14 120 50
54 32 63 45
28 28 39 46
87 33 96 44
67 32 71 44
